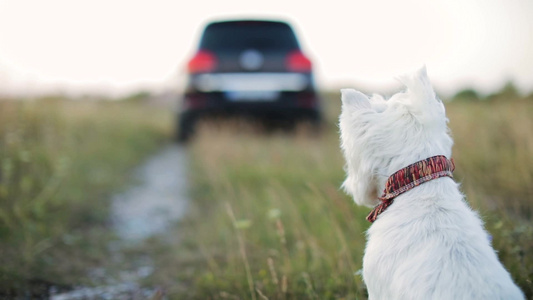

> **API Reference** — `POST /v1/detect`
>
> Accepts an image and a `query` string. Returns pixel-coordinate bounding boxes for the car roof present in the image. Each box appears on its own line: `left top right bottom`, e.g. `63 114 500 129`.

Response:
206 19 291 27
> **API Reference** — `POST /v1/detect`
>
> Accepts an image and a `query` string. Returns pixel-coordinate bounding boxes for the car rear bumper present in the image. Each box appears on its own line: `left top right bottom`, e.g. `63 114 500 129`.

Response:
179 90 321 121
180 106 321 123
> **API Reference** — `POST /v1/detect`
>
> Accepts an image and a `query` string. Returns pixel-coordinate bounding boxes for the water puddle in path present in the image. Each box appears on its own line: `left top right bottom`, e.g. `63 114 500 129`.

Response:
52 144 189 299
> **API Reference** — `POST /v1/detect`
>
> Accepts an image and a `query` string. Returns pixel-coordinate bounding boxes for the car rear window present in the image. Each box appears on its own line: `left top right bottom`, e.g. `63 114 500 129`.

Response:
199 21 300 53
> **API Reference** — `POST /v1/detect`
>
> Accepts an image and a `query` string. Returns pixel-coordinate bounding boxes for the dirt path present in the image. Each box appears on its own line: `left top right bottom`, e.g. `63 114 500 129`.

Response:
52 144 189 299
112 144 189 242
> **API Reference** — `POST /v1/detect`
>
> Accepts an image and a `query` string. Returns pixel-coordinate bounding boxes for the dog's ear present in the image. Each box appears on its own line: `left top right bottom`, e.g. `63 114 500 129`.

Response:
341 89 371 110
398 66 445 123
397 66 435 106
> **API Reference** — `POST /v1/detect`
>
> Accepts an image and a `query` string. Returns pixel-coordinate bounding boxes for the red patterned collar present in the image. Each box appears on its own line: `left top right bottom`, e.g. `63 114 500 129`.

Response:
367 155 455 223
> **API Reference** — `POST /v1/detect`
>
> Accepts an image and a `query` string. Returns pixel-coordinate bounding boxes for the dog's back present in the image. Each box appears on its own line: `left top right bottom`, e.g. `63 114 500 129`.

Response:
363 180 524 300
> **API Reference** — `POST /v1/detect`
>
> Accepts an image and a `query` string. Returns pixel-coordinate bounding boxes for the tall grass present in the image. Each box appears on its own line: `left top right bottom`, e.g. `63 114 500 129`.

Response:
0 98 170 295
155 95 533 299
163 125 367 299
447 100 533 296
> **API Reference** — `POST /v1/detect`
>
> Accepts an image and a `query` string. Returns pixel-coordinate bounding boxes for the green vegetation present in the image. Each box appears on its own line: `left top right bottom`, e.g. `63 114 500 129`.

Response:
452 88 481 102
152 92 533 299
452 81 533 102
0 97 170 295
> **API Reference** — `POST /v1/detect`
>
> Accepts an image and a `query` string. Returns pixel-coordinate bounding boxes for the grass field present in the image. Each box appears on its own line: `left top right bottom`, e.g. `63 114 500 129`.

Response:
0 97 170 295
0 91 531 299
150 92 533 299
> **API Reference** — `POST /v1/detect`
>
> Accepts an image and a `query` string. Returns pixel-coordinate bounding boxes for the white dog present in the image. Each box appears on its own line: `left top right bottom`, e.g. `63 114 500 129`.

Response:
339 67 524 299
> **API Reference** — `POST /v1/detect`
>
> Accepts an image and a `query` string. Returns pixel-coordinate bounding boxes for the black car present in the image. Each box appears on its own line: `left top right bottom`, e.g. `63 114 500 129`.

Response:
176 19 322 141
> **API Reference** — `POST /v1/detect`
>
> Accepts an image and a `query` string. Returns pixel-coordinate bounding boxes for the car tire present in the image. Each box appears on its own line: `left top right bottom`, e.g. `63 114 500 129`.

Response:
176 114 196 143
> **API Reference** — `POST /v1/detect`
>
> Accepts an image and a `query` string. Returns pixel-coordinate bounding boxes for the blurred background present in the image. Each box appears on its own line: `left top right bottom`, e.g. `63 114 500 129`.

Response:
1 0 532 98
1 0 532 299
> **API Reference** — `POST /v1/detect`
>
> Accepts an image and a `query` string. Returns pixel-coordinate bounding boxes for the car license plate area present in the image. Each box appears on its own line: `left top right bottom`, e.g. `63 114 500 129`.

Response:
195 73 307 93
225 91 280 101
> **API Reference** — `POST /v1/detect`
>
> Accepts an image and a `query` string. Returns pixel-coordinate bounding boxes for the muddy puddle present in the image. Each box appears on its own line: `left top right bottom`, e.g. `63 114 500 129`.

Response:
52 144 189 299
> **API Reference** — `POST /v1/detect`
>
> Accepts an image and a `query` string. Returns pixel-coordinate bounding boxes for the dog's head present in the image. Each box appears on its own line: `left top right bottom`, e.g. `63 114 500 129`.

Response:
339 66 453 207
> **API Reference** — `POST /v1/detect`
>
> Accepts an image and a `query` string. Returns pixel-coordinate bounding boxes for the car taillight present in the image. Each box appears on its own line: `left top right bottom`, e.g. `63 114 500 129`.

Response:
187 50 217 73
286 50 312 72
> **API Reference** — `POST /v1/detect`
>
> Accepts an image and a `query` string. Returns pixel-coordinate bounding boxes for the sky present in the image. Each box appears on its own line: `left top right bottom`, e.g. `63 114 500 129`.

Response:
0 0 532 98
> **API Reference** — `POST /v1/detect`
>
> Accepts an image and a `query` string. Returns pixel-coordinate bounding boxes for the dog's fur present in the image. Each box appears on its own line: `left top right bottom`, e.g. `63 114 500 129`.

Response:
339 67 524 299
